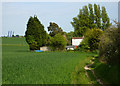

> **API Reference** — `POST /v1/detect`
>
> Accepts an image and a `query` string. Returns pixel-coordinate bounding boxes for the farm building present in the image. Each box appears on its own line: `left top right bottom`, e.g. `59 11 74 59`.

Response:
72 37 84 46
65 37 84 50
40 46 51 51
40 37 84 51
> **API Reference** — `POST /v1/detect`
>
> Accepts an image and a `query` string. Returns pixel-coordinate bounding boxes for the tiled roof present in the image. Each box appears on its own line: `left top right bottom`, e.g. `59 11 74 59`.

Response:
72 37 84 39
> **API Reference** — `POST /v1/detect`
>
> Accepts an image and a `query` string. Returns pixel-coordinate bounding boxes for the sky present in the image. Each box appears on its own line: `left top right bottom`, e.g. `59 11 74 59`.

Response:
2 2 118 36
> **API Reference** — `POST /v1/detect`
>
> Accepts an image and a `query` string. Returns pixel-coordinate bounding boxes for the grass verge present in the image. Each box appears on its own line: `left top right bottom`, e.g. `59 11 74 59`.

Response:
87 56 119 86
71 54 99 84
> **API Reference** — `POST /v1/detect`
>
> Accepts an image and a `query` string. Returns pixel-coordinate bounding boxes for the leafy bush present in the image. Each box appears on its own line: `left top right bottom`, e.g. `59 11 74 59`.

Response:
29 41 38 50
75 39 90 52
99 28 120 64
77 28 103 51
49 33 67 51
84 28 103 51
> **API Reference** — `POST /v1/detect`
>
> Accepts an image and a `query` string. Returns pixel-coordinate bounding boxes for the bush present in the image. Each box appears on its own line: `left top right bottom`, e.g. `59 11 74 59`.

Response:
50 33 67 51
78 28 103 51
29 41 38 50
75 39 90 52
99 28 120 64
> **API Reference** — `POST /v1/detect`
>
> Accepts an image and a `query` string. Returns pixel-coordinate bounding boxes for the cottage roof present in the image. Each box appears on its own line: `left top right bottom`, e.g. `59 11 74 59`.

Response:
72 37 84 39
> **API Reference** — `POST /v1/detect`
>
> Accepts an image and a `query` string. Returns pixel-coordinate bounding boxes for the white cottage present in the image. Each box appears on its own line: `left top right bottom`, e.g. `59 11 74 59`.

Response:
72 37 84 46
65 37 84 50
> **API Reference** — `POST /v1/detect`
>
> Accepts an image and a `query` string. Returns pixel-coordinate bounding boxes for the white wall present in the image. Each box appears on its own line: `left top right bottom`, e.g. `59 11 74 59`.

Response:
72 39 83 46
40 46 50 51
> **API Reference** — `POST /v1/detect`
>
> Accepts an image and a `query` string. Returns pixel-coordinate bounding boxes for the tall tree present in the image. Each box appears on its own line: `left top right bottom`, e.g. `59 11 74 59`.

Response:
25 15 47 50
71 6 89 37
88 4 95 28
71 4 111 37
82 5 90 28
94 4 98 28
71 9 84 37
94 4 101 29
48 22 63 37
101 6 111 30
97 5 101 28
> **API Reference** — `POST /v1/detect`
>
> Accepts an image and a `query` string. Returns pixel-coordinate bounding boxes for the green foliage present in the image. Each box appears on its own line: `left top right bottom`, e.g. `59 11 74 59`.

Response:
71 54 97 84
65 31 74 45
101 6 112 30
45 33 52 46
75 38 90 52
71 7 89 37
48 22 63 37
91 57 119 85
71 4 111 37
88 4 96 28
99 27 120 64
81 28 103 51
94 4 101 29
25 16 47 50
50 33 67 51
29 41 38 50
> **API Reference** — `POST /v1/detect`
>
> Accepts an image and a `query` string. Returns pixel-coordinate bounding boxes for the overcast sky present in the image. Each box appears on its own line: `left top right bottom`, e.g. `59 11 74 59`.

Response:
2 2 118 36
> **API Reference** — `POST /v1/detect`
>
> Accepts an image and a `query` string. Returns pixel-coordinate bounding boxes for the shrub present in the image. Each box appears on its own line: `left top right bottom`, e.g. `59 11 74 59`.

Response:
50 33 67 51
75 38 90 52
29 41 38 50
99 28 120 64
78 28 103 51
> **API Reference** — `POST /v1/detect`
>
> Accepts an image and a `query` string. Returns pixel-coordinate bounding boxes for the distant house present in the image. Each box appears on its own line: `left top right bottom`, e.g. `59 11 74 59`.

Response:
65 37 84 50
40 37 84 51
72 37 84 46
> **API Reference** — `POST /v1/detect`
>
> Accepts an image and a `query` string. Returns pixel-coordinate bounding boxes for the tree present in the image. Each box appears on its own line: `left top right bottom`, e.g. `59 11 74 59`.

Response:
71 7 89 37
48 22 63 37
25 16 47 50
88 4 95 28
83 28 103 51
94 4 101 29
65 31 74 45
99 27 120 64
99 20 120 64
50 33 67 51
71 4 111 37
101 6 111 30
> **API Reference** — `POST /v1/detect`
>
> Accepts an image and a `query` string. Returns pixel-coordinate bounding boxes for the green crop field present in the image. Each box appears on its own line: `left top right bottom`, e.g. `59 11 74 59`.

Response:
2 37 95 84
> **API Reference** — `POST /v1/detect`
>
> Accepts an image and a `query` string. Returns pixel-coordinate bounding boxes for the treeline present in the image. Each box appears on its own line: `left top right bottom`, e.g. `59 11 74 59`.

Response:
25 16 67 51
71 4 111 37
70 4 120 64
25 4 111 51
25 4 112 50
25 3 120 64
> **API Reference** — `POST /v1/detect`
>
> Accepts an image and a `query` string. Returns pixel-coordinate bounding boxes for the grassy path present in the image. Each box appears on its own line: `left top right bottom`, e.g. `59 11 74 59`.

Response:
71 56 97 84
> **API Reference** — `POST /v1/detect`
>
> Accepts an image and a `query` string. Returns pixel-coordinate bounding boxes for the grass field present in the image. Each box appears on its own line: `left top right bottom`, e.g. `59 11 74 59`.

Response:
2 37 96 84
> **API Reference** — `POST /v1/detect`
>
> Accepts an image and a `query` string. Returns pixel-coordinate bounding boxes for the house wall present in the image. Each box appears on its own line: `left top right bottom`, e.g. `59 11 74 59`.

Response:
72 39 83 46
40 46 51 51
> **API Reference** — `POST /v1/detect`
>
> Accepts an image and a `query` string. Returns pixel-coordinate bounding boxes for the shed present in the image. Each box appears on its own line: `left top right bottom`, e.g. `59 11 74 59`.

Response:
40 46 51 51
